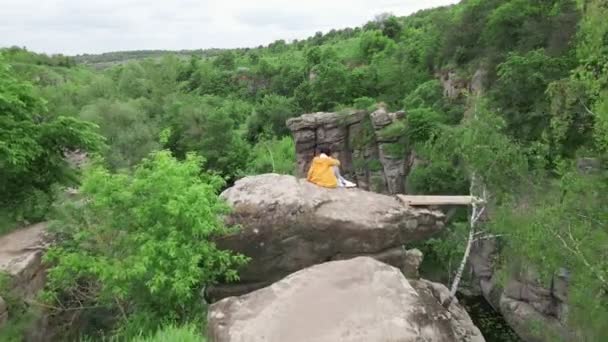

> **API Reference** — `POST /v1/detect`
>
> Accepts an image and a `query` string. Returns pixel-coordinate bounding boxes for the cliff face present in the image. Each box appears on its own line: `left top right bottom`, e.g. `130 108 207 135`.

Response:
287 108 417 195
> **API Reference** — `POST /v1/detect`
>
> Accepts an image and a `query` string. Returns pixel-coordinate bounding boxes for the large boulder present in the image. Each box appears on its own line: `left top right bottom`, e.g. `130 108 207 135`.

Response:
0 222 49 337
208 257 484 342
208 174 445 300
0 223 48 300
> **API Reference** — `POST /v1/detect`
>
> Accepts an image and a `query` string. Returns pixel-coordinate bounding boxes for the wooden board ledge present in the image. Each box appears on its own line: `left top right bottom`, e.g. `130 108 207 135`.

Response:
396 195 483 206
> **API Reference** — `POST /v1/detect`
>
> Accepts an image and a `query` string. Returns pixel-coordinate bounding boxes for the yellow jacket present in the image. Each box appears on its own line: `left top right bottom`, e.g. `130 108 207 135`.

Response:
307 155 340 188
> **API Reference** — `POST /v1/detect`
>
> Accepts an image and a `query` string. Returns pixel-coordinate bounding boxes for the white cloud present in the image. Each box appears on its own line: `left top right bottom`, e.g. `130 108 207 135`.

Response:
0 0 459 55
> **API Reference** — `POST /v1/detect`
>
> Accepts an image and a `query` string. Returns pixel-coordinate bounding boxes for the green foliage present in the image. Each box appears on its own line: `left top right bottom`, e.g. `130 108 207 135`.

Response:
0 57 104 224
407 159 469 195
427 99 529 197
352 96 376 110
403 80 443 109
492 49 571 142
132 323 205 342
381 16 402 40
359 30 394 61
377 120 406 141
5 2 607 338
310 61 351 111
246 136 295 175
166 95 250 180
44 151 248 338
247 94 298 140
80 98 160 170
490 164 608 341
405 108 444 145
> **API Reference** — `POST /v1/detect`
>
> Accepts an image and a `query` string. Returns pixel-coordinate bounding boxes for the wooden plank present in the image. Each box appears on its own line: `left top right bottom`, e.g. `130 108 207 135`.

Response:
396 195 478 206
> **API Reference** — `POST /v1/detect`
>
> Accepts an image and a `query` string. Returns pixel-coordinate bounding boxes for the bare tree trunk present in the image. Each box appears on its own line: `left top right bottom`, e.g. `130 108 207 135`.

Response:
443 174 485 308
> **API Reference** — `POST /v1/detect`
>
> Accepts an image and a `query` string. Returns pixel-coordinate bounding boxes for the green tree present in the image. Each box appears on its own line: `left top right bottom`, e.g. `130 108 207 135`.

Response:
166 95 250 180
492 49 570 142
381 16 402 40
246 136 295 175
44 151 248 338
246 94 299 140
359 30 393 61
79 98 160 170
310 61 350 111
0 58 103 224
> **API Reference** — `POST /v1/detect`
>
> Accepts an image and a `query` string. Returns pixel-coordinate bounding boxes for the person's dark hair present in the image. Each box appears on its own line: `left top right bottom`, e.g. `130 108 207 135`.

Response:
318 146 332 156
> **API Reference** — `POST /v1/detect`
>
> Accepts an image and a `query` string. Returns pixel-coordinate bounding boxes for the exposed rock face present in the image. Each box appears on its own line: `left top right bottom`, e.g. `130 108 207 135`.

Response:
286 109 414 194
437 67 488 99
208 174 445 300
0 222 49 336
370 109 408 194
470 68 487 96
438 71 468 99
208 257 484 342
469 239 576 342
576 157 602 174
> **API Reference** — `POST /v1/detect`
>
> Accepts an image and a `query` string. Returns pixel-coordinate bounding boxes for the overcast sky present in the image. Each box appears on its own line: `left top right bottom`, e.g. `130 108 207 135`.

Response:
0 0 459 55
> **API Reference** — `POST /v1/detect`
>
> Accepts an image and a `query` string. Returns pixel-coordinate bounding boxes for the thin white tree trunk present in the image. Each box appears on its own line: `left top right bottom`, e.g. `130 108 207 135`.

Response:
443 174 485 308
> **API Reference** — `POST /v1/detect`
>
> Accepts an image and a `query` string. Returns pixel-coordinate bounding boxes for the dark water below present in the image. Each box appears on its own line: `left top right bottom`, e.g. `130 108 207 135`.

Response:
415 252 522 341
457 293 522 342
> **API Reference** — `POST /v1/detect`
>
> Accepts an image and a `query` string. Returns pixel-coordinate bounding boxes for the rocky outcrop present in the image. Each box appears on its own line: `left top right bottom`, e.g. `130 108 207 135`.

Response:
0 223 49 335
469 239 576 342
438 71 468 99
207 174 445 300
208 257 484 342
437 67 488 99
370 109 409 194
286 108 414 194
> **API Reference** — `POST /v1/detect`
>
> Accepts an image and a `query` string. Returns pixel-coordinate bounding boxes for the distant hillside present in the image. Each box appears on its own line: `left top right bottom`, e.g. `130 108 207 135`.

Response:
72 48 227 68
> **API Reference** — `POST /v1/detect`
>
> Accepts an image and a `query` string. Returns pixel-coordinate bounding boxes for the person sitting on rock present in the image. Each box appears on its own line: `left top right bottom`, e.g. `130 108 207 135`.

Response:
307 147 356 188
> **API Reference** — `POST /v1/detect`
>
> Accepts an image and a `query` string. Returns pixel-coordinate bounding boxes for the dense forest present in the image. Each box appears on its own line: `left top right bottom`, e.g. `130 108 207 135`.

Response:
1 0 607 340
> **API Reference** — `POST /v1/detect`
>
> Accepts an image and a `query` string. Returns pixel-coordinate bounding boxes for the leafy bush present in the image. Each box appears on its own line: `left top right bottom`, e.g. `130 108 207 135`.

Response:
246 136 295 175
403 80 444 110
359 30 394 61
405 108 444 145
166 95 250 180
352 97 376 110
133 323 205 342
79 98 160 170
43 151 248 338
246 94 298 140
406 159 468 195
